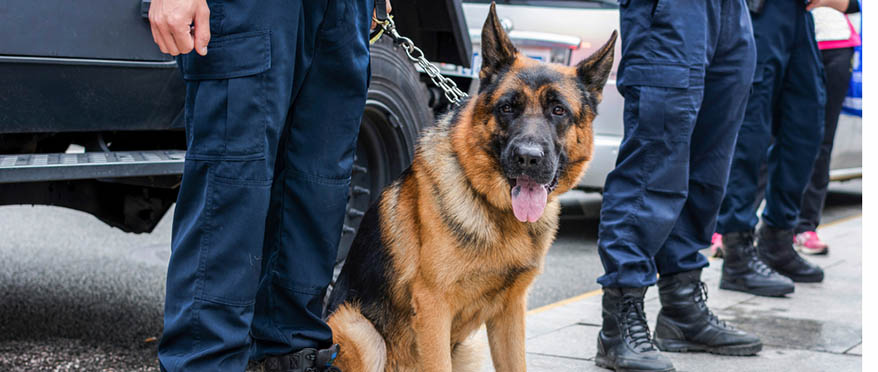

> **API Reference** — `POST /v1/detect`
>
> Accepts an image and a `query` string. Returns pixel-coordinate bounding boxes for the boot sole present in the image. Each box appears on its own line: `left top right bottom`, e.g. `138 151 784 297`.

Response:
778 271 824 283
719 281 794 297
595 355 676 372
795 246 828 256
654 338 763 356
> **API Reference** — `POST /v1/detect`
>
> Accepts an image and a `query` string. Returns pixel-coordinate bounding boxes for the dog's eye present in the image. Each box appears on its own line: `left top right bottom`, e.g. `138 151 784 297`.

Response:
500 104 513 114
552 106 566 116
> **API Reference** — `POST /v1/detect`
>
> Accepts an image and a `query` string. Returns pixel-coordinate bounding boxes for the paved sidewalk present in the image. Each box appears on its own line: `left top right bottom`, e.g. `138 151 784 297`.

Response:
479 215 862 372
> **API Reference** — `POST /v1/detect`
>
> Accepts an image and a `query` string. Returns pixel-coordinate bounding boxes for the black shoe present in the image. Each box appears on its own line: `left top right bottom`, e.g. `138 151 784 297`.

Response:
720 231 795 297
757 225 825 283
595 287 675 372
654 269 762 356
261 345 341 372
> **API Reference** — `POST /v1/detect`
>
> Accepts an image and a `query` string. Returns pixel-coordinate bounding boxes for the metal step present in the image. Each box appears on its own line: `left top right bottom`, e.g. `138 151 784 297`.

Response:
0 150 185 184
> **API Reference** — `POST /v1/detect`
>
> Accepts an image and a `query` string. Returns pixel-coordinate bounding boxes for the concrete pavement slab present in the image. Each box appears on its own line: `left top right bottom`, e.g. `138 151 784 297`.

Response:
527 324 598 361
846 343 862 356
527 291 603 338
717 301 861 354
524 353 594 372
669 346 861 372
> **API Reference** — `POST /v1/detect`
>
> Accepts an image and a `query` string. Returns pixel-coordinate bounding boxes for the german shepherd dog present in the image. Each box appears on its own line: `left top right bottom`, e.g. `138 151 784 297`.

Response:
326 4 616 371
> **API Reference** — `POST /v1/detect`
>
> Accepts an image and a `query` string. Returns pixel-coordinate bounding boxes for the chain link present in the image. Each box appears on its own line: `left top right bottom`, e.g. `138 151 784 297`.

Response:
375 17 469 106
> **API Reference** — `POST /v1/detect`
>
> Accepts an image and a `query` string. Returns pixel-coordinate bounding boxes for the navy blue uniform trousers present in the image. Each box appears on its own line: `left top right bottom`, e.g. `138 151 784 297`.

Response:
717 0 826 234
158 0 372 370
597 0 756 288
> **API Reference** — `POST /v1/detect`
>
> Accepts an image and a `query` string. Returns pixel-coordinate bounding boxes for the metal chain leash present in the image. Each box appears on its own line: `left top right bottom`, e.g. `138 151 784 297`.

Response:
372 16 469 106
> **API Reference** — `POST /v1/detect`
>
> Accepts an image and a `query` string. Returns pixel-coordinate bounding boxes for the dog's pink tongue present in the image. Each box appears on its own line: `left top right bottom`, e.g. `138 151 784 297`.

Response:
511 176 548 223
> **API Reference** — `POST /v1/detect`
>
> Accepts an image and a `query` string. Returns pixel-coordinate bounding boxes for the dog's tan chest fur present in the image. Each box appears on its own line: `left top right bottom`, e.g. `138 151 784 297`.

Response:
375 120 562 353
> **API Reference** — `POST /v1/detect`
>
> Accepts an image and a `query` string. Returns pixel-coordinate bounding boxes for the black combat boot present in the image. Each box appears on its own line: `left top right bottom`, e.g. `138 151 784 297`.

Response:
261 344 341 372
720 231 795 297
596 287 675 372
757 225 825 283
654 269 762 356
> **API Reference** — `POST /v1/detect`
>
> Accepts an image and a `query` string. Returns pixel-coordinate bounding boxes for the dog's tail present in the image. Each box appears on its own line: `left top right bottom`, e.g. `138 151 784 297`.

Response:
452 333 485 372
327 303 386 372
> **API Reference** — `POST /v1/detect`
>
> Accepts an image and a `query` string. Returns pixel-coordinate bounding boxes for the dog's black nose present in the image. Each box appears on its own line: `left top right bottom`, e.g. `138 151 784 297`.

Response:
513 143 544 168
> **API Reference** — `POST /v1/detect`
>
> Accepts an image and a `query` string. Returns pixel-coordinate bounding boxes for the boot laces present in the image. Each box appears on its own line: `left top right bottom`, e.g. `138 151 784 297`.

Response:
262 347 342 372
742 243 776 277
304 367 340 372
619 297 656 352
694 281 730 329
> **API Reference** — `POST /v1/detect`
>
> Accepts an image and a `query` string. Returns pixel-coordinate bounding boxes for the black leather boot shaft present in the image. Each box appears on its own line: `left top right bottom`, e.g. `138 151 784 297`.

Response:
595 287 675 372
654 269 762 356
261 345 341 372
757 225 825 282
720 231 795 297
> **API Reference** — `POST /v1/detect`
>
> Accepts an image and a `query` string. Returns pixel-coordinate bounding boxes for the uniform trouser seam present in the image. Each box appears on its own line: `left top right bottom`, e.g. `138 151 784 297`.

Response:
719 77 773 234
194 166 213 302
259 58 281 342
189 166 217 359
195 294 258 307
285 168 352 186
262 28 315 344
270 274 325 296
603 128 659 287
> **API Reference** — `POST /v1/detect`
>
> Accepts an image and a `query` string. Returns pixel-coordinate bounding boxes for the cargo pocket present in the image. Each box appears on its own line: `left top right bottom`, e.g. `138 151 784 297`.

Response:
197 170 273 305
619 63 690 141
619 64 694 195
180 31 272 159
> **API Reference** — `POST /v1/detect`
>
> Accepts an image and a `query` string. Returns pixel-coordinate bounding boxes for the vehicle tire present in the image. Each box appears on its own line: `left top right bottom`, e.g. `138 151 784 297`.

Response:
336 37 434 266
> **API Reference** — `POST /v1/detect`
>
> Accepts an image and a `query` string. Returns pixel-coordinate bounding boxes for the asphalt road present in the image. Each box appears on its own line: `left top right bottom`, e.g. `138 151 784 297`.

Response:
0 180 862 371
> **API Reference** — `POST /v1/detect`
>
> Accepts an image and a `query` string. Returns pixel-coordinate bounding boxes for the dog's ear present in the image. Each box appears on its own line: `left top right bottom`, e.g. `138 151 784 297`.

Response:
576 31 617 101
480 2 517 82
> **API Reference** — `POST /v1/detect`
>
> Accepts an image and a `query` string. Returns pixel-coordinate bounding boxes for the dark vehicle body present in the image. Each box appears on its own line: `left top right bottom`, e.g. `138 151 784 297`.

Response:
1 0 470 135
0 0 472 255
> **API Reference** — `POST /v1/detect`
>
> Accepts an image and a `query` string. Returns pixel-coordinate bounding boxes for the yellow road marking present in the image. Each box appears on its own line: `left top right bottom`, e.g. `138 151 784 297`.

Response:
527 288 602 315
816 213 862 230
526 213 862 316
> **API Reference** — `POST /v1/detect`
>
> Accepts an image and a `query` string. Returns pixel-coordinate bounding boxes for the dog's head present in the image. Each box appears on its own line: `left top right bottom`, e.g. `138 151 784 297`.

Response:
462 3 616 223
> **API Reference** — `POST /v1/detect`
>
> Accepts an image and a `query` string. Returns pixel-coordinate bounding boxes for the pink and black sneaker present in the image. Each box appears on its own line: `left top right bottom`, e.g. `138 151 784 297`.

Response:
794 231 828 255
710 233 724 258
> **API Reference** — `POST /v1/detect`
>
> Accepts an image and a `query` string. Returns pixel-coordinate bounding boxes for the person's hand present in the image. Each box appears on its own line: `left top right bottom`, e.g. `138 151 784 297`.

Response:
805 0 850 12
370 0 393 31
149 0 211 56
